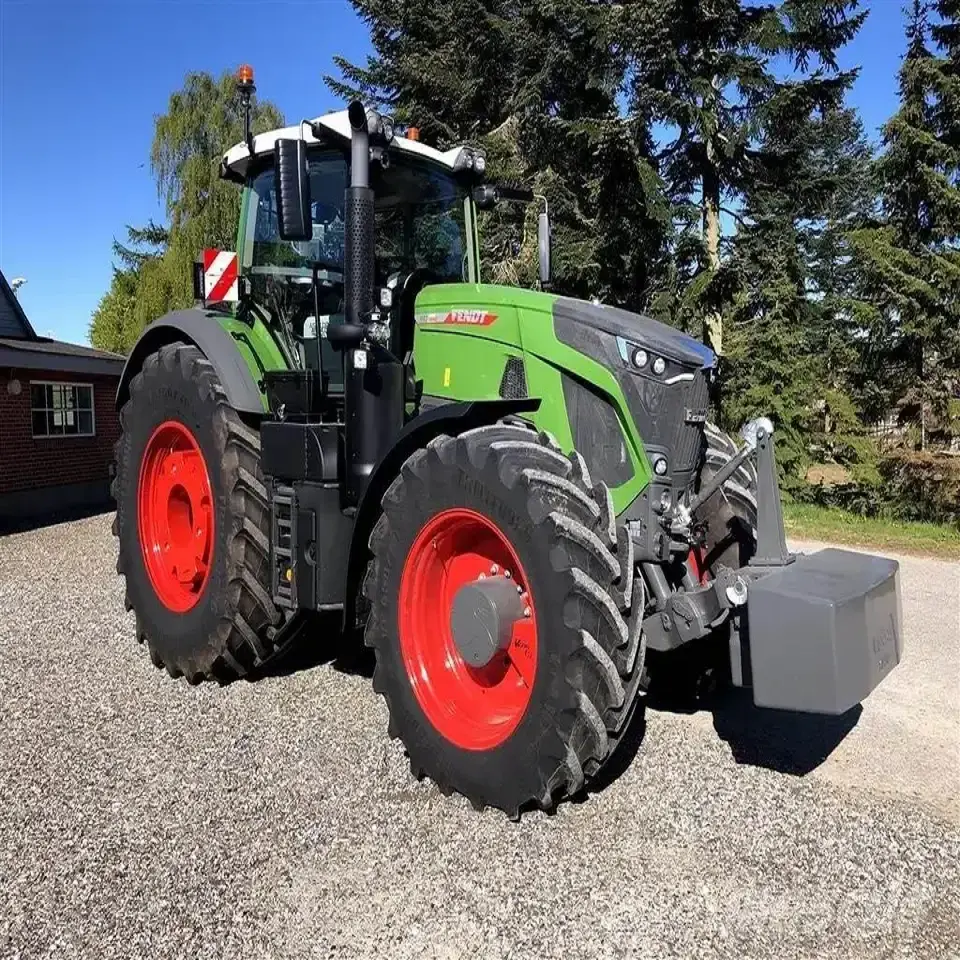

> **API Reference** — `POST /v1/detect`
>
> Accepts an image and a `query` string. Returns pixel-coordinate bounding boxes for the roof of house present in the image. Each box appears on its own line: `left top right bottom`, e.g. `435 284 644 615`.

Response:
0 269 125 378
0 270 37 339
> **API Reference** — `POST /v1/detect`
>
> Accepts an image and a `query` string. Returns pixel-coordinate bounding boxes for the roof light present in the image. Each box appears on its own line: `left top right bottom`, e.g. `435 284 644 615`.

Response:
406 127 420 141
236 64 255 87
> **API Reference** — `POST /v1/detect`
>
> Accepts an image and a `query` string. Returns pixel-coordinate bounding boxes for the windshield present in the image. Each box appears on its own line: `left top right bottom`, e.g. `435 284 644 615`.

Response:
245 149 468 284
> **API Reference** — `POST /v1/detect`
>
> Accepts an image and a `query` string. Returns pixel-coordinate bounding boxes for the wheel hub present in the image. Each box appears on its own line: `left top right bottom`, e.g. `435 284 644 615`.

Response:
137 420 214 612
450 577 526 668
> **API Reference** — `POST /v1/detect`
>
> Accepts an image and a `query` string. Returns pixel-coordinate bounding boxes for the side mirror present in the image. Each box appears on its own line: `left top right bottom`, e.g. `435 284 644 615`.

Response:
274 138 311 241
538 208 552 288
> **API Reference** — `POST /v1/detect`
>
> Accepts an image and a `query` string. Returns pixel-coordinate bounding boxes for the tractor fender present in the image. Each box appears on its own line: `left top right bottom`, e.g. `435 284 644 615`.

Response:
342 397 541 631
116 309 265 415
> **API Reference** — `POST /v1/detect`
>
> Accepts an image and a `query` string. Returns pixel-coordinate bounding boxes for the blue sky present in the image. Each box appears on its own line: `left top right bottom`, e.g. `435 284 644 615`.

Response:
1 0 908 345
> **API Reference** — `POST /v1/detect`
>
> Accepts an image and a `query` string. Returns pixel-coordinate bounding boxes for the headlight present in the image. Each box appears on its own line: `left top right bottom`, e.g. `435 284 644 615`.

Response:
454 147 485 177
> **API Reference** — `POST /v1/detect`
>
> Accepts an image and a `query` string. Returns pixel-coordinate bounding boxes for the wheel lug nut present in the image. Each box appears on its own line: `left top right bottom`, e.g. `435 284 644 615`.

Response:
504 570 511 579
490 564 499 575
479 573 486 579
523 606 531 618
516 585 523 594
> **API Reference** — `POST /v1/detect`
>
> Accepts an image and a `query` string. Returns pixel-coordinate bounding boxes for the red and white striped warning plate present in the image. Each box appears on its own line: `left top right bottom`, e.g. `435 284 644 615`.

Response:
202 249 239 303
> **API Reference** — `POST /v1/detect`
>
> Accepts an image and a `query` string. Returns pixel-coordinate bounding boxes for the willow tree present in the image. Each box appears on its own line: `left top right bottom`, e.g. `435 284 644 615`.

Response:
91 71 283 352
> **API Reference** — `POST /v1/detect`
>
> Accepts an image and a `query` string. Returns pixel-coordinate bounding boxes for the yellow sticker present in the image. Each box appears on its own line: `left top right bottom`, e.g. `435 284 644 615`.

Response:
443 367 451 387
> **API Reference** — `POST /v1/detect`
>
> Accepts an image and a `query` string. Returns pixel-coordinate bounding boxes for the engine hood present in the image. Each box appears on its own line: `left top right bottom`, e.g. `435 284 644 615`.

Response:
554 297 716 370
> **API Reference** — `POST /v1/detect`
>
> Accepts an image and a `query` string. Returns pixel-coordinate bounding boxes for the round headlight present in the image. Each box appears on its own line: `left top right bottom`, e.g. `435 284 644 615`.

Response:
654 457 668 476
632 348 648 369
474 154 486 175
652 357 666 375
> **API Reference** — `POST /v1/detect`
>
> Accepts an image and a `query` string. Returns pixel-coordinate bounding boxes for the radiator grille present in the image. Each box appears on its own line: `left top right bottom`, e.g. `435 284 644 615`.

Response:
672 370 709 472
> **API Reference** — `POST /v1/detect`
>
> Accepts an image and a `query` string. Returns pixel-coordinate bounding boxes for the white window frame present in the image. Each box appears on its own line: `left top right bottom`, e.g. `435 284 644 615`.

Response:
29 380 96 439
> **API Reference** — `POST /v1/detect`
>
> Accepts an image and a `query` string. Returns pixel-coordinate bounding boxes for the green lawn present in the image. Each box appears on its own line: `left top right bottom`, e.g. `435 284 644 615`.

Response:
782 502 960 560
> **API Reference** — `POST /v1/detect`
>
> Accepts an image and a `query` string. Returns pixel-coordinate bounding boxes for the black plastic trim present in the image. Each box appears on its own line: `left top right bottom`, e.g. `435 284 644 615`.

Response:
116 309 265 414
342 397 540 629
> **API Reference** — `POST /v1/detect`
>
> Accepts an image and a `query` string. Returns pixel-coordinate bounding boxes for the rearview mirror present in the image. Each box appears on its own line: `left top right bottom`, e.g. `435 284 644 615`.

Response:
538 208 552 289
274 139 311 241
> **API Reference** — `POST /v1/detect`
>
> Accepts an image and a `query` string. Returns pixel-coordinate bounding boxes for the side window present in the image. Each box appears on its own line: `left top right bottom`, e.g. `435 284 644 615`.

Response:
30 382 95 437
249 152 347 271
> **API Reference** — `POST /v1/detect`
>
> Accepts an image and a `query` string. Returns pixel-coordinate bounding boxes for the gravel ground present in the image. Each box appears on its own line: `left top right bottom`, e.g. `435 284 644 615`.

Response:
0 514 957 960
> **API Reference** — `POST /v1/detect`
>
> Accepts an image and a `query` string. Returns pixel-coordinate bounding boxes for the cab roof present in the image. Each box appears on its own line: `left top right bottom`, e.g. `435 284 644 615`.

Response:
222 108 466 180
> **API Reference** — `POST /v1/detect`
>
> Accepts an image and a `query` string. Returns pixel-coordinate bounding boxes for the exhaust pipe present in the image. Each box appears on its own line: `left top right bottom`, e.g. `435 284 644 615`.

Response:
340 101 402 507
345 100 375 332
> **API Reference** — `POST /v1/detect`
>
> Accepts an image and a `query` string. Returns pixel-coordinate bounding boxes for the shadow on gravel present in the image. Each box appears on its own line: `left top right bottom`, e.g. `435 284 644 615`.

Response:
711 689 862 776
0 503 113 536
644 638 863 777
255 614 374 681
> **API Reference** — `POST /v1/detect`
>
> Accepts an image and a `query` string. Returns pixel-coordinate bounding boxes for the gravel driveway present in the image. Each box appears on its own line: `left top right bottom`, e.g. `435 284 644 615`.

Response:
0 514 957 959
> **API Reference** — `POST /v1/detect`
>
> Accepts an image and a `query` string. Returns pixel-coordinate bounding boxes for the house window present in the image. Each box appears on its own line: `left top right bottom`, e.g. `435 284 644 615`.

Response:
30 382 95 437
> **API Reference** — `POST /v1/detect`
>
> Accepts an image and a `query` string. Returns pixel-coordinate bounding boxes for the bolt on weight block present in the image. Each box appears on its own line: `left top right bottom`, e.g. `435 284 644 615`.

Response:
745 548 902 715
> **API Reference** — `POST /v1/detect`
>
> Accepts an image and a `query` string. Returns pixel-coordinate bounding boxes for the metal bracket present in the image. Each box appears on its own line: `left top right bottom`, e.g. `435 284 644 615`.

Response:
751 427 794 567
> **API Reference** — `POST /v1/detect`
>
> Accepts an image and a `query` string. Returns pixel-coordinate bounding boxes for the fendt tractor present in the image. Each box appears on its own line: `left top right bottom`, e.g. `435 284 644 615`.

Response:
113 68 903 815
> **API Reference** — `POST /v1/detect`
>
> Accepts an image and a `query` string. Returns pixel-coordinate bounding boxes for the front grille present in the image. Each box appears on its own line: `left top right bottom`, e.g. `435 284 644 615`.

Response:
561 374 634 488
672 370 708 473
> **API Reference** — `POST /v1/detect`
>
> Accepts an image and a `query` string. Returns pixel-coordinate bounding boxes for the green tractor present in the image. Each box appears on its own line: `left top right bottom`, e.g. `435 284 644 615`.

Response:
113 74 903 815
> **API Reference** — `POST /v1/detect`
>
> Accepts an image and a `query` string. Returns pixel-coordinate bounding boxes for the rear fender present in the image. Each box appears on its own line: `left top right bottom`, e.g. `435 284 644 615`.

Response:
342 397 541 631
116 309 266 415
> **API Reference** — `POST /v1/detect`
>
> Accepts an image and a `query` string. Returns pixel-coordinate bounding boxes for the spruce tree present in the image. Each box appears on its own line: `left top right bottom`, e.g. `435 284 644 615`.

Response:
329 1 671 311
723 80 875 484
624 0 866 356
849 0 960 448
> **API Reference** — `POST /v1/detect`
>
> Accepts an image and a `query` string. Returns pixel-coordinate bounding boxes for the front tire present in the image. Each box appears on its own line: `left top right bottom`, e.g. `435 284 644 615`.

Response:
698 422 758 573
362 423 644 816
113 343 282 682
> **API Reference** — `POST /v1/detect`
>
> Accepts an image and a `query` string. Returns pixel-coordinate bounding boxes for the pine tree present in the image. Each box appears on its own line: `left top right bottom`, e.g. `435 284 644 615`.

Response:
329 1 672 311
849 0 960 448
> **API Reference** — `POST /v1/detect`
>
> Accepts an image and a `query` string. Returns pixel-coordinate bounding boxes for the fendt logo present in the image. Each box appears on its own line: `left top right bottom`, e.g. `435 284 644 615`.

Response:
417 310 497 326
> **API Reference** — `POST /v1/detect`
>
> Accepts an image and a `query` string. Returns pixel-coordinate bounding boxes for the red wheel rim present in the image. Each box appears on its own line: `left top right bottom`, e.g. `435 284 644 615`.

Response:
137 420 215 613
398 508 539 751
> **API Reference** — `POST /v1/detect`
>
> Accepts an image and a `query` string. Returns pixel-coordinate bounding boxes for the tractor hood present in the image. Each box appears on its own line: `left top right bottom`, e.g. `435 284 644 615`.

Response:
554 298 716 371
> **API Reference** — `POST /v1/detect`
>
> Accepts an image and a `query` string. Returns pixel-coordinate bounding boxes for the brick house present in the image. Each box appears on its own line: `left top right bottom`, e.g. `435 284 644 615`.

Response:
0 269 125 524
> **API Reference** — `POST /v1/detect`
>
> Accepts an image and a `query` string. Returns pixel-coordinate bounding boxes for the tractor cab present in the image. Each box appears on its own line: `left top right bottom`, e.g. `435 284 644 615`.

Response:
221 109 485 402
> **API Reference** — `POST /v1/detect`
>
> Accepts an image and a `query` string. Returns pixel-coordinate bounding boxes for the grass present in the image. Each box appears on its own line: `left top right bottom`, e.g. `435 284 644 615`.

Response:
782 502 960 560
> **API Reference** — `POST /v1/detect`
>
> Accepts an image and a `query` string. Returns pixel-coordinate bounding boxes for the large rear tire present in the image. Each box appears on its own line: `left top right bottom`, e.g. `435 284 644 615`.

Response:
112 343 282 682
362 423 645 816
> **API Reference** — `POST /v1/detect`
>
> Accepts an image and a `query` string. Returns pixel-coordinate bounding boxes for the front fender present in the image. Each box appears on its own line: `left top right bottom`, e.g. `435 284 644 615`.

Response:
342 397 541 630
116 309 266 415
